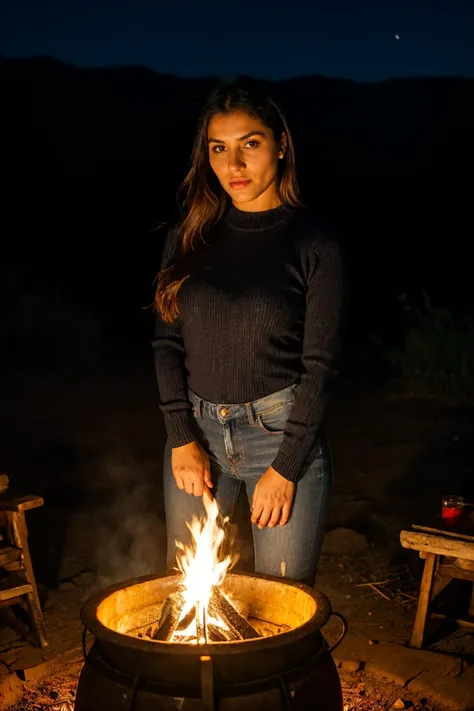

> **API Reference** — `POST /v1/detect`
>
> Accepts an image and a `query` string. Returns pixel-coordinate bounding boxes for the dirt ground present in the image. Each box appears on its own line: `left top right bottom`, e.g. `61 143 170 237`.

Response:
1 362 474 709
4 666 445 711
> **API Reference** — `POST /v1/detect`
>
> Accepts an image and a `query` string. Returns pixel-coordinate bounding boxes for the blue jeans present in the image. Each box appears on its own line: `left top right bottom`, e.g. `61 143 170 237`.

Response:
163 384 333 585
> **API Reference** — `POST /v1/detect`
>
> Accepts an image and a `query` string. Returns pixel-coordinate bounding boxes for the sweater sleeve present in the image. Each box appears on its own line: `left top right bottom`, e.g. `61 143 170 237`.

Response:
151 229 198 448
271 235 345 481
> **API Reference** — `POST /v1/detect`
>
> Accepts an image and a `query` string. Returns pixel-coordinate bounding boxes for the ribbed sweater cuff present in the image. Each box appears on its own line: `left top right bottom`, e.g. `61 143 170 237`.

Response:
271 450 305 483
163 410 198 448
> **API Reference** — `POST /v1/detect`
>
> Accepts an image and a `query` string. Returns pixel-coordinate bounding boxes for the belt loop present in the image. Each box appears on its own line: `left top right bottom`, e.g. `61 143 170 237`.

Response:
246 402 255 426
199 398 203 419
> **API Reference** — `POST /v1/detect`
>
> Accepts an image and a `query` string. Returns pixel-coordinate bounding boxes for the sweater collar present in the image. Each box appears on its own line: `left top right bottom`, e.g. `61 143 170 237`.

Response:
224 203 295 231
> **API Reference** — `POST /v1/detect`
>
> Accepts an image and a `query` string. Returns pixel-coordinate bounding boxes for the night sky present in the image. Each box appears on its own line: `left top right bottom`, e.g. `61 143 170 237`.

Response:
1 0 472 82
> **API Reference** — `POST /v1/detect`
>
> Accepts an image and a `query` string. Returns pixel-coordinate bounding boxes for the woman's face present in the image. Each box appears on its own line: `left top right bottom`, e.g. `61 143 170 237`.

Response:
207 110 286 212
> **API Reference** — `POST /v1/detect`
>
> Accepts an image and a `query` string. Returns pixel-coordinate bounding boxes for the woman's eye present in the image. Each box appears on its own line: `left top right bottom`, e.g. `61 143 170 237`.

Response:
210 141 259 154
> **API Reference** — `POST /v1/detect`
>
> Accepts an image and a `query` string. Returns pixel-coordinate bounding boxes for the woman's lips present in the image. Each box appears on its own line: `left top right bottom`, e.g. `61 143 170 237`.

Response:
229 179 252 190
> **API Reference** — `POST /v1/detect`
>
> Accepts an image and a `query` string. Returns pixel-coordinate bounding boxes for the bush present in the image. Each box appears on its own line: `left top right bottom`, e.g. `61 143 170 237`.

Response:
391 291 474 393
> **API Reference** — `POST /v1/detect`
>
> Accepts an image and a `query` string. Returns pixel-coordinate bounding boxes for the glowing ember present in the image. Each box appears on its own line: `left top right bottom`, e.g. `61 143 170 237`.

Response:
171 493 235 644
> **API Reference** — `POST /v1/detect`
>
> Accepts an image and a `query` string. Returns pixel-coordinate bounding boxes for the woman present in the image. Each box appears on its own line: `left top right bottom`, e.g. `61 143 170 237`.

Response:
153 78 345 586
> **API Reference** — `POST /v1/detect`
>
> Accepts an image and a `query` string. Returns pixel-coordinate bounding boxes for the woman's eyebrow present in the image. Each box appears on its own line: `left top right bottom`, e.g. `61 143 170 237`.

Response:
208 131 266 143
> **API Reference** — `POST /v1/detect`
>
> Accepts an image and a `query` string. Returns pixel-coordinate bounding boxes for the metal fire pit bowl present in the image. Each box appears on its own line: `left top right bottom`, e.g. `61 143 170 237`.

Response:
75 571 345 711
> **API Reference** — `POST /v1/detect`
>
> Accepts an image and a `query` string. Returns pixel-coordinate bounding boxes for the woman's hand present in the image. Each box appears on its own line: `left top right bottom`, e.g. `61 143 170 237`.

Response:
251 466 295 529
171 441 213 496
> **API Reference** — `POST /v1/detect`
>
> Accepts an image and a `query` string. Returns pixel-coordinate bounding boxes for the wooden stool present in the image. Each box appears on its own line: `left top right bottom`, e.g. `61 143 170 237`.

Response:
0 494 48 647
400 526 474 649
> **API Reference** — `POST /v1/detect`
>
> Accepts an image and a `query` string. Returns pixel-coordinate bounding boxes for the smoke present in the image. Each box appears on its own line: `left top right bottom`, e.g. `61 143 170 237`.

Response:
64 447 167 593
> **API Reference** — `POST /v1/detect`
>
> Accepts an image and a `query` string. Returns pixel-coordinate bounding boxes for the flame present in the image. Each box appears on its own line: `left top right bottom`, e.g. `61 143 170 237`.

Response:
171 494 235 644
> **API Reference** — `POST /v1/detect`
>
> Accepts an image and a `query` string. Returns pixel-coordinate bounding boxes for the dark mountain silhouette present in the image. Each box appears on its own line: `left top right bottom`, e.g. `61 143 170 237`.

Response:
1 56 473 367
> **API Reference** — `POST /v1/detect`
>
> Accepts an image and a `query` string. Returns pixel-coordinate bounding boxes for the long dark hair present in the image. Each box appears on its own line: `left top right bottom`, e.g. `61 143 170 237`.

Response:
155 77 302 323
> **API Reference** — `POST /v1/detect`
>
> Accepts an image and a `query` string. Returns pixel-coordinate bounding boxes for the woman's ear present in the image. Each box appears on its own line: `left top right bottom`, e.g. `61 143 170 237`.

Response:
279 132 288 159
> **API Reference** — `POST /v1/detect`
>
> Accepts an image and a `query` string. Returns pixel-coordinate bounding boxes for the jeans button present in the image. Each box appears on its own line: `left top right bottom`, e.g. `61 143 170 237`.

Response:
220 407 229 417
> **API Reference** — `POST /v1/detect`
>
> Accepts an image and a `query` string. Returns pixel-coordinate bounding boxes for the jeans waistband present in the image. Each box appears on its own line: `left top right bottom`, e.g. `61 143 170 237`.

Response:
188 383 298 425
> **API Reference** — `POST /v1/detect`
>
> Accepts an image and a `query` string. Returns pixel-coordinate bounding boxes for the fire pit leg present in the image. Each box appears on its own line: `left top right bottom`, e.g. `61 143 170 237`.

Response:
200 655 215 711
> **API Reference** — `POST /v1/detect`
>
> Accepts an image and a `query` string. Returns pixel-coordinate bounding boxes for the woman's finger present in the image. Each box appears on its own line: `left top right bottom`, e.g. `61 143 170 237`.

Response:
257 504 273 530
251 499 264 525
280 502 291 527
193 477 204 497
268 505 282 528
175 475 185 490
204 468 213 489
184 477 194 495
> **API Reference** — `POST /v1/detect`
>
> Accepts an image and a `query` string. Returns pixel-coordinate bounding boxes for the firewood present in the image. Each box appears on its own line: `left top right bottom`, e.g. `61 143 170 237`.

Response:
139 622 159 638
208 586 260 640
207 624 238 642
153 587 186 642
195 602 205 643
176 606 195 631
153 584 260 643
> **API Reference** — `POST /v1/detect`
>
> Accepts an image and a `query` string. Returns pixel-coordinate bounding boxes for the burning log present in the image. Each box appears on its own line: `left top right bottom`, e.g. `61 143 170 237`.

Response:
152 584 260 643
195 601 206 644
153 587 186 642
176 606 195 631
208 586 259 640
207 623 238 642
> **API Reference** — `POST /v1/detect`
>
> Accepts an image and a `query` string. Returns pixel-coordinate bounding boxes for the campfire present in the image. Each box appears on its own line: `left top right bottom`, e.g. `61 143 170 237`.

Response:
75 494 345 710
152 492 260 644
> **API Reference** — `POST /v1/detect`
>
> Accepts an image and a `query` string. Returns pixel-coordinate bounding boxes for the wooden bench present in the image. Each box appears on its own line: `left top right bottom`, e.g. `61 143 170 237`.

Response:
0 493 48 647
400 526 474 649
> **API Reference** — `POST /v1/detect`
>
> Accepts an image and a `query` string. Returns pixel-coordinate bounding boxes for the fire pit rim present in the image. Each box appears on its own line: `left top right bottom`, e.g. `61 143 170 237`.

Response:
81 571 332 657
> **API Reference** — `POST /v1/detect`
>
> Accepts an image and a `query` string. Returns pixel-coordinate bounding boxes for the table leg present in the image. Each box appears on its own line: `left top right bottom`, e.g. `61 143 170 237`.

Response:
410 553 437 649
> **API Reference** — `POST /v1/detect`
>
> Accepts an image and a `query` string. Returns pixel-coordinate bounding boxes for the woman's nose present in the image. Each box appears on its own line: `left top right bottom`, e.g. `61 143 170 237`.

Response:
228 150 245 171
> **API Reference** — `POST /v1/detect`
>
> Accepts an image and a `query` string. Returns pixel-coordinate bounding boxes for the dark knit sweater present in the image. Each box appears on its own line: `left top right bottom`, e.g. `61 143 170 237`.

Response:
152 204 345 482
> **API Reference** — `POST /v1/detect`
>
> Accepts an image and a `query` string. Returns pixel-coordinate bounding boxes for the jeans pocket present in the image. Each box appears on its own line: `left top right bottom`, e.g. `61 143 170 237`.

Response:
256 401 292 435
